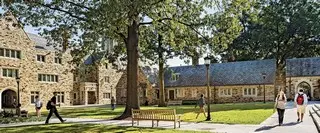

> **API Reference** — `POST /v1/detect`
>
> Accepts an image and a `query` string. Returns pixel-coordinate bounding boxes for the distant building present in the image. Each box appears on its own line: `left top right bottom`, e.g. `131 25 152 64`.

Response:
164 59 277 103
286 57 320 100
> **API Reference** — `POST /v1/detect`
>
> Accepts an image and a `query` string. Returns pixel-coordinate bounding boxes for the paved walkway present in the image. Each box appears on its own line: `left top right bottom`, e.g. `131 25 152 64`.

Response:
0 102 318 133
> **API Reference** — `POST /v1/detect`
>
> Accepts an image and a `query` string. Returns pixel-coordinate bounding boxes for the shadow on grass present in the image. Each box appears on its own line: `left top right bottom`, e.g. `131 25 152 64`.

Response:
0 123 206 133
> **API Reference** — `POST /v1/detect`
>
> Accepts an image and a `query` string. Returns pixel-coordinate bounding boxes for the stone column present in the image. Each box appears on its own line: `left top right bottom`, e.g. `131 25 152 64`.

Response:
84 90 88 105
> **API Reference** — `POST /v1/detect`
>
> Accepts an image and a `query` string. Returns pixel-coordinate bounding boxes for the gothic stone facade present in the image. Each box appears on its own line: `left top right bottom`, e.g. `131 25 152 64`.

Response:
0 13 73 109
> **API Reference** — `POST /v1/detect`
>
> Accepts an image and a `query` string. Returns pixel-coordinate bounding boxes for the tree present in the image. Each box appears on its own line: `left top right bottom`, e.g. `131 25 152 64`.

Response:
226 0 320 97
6 0 216 118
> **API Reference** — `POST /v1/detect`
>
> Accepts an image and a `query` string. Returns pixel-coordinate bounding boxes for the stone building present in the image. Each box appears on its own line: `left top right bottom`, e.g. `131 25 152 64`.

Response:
164 59 277 103
286 57 320 100
0 12 74 109
0 12 157 109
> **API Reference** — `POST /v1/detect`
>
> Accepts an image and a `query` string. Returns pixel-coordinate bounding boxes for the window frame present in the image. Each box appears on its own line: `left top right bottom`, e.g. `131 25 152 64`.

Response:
219 88 232 97
2 68 18 78
243 88 257 97
38 74 58 83
36 55 46 62
30 91 39 104
0 48 21 59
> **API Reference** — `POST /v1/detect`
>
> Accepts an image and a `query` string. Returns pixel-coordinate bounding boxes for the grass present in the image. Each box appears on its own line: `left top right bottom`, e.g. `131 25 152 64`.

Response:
0 123 210 133
0 116 45 124
26 102 274 124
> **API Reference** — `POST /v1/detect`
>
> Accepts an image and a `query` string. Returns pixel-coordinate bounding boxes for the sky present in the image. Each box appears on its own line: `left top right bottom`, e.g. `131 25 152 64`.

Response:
1 5 217 67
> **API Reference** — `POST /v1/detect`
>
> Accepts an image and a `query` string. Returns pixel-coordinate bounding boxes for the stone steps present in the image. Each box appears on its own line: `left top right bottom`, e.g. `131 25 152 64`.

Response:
310 104 320 133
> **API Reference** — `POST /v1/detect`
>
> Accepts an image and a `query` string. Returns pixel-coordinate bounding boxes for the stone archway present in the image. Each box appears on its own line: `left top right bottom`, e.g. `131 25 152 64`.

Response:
297 81 312 100
0 89 17 109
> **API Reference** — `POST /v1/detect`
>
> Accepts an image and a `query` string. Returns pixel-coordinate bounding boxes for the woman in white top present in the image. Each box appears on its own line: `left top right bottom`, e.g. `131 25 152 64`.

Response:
35 96 42 117
275 90 287 126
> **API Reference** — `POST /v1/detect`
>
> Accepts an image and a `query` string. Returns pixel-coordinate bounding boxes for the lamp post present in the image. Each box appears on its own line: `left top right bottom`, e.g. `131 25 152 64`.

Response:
261 73 266 103
16 76 21 116
288 65 292 100
204 56 211 121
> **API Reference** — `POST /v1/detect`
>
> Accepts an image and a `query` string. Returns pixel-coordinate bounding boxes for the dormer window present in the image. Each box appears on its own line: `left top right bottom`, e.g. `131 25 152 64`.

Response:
171 73 180 81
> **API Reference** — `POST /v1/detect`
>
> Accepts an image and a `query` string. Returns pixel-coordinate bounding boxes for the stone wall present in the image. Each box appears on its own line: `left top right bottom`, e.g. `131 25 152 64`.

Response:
165 84 275 103
286 76 320 100
0 13 74 108
97 61 122 104
116 68 157 105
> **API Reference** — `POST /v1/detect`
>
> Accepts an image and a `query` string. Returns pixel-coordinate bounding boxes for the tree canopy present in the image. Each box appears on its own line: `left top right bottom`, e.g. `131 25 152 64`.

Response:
5 0 218 118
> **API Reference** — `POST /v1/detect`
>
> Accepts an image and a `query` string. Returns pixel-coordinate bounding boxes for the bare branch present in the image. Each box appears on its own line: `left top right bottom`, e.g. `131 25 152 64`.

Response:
64 0 91 10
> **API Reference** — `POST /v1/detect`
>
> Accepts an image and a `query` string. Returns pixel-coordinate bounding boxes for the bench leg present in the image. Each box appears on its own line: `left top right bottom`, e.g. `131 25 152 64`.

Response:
174 120 176 129
152 120 154 128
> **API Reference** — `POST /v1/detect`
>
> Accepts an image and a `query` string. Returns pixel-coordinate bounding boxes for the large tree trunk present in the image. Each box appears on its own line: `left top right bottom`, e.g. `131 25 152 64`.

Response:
115 20 140 119
158 35 166 107
275 60 286 99
158 59 166 107
192 56 199 66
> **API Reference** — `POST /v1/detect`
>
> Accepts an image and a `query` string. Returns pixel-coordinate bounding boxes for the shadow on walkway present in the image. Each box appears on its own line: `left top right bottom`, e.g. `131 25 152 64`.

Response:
254 125 277 132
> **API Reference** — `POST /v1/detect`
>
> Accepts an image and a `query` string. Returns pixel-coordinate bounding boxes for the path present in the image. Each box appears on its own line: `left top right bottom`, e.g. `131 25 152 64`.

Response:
0 102 318 133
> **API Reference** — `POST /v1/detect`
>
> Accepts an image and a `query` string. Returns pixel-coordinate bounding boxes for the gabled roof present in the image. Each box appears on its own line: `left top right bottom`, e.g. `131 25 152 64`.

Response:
27 33 61 51
164 59 276 87
286 57 320 77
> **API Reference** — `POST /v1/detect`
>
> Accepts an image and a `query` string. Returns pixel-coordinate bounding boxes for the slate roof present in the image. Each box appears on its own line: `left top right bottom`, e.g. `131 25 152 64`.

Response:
27 33 61 51
83 52 106 65
164 59 276 87
286 57 320 77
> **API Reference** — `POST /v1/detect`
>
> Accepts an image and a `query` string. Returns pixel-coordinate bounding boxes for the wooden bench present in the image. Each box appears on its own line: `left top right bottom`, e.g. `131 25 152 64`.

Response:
131 109 181 129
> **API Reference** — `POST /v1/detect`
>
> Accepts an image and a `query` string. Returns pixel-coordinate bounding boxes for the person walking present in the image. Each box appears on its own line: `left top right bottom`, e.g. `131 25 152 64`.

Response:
111 96 115 110
195 94 206 119
45 92 66 124
274 90 287 126
35 95 43 118
294 89 308 122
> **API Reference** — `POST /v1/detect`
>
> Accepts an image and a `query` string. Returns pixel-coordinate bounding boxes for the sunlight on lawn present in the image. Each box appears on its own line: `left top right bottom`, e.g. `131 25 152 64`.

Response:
27 102 274 124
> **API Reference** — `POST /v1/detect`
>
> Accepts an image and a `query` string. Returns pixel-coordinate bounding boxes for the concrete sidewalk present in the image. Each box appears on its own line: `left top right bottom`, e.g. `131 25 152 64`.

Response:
0 102 318 133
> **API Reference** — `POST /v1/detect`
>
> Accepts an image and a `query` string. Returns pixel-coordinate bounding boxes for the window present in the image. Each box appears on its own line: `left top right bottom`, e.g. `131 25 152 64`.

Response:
191 90 197 97
55 92 64 103
171 73 180 81
243 88 257 96
74 93 77 99
38 74 58 82
37 55 45 62
2 68 18 78
54 57 62 64
103 93 111 99
219 88 232 97
0 48 20 59
105 64 108 69
30 91 39 103
177 89 184 97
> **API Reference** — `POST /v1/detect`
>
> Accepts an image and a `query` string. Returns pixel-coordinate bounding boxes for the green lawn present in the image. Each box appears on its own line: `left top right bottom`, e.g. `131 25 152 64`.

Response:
28 102 274 124
0 123 209 133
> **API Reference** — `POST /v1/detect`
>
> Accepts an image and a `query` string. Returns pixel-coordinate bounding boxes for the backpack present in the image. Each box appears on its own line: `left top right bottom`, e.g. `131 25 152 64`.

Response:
46 101 52 110
297 94 304 105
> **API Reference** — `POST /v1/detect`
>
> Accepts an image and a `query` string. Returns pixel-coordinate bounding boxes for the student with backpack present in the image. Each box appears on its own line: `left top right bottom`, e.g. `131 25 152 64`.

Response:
294 89 308 122
274 90 287 126
45 92 66 124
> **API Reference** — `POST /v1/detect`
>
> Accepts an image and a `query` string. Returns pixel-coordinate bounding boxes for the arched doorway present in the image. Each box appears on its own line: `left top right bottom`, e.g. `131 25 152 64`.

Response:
1 89 17 108
297 82 312 100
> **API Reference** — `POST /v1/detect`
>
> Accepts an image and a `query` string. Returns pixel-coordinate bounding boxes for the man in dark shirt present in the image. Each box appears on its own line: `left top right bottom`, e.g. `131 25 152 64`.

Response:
45 92 66 124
